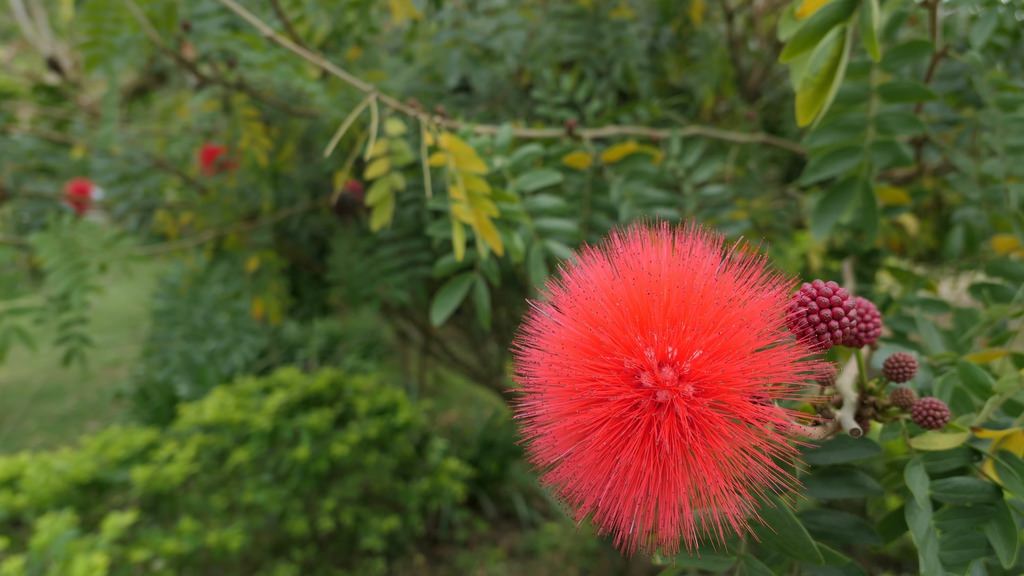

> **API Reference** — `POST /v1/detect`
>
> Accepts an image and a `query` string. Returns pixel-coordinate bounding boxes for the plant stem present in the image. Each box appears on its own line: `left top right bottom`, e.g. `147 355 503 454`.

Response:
854 348 870 393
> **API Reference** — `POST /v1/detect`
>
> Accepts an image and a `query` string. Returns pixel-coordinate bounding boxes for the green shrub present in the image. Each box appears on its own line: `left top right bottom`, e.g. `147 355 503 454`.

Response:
0 368 470 575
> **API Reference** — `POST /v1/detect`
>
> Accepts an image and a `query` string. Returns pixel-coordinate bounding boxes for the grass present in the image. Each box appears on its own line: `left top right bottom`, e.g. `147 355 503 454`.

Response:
0 260 163 453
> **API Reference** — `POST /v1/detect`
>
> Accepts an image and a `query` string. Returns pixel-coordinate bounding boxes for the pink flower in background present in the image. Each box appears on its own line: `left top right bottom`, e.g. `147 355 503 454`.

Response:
512 223 822 554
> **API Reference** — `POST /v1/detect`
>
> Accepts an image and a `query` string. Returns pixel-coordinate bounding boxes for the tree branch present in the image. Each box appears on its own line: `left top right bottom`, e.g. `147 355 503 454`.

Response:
268 0 307 49
123 0 317 118
214 0 805 155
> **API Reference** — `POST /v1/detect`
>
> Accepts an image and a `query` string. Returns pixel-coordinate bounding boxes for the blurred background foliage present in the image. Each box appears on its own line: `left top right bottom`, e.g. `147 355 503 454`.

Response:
0 0 1022 574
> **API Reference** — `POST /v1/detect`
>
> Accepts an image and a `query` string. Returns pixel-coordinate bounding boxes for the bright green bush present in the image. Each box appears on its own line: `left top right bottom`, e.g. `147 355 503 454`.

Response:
0 368 470 575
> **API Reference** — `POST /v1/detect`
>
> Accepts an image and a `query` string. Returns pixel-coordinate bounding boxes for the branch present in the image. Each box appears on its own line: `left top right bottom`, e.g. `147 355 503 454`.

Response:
268 0 307 49
835 356 863 437
123 0 317 118
214 0 805 155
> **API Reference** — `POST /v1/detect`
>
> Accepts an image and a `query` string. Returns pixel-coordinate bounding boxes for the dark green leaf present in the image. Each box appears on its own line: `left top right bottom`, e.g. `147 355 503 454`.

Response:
668 553 736 573
857 180 879 242
472 275 491 330
811 177 860 240
930 476 1001 505
969 10 999 49
780 0 858 63
805 467 883 500
878 81 937 103
527 243 548 288
802 434 881 466
800 146 862 185
904 457 930 509
859 0 881 62
754 497 824 564
429 273 475 326
993 451 1024 498
984 498 1019 569
800 509 882 546
513 169 564 193
736 556 773 576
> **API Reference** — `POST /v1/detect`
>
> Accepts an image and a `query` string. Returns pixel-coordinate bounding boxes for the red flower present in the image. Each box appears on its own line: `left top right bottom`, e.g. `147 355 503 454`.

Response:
63 177 94 216
197 143 237 176
512 223 822 554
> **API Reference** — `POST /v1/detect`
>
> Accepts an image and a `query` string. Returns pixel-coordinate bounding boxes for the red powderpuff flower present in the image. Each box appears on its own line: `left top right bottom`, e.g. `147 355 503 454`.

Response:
197 143 237 176
63 177 94 216
513 223 823 555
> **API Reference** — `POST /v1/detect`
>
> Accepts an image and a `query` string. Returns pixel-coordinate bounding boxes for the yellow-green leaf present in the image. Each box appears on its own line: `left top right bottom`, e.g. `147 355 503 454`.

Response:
796 0 830 20
439 133 488 174
876 185 911 206
965 349 1010 364
689 0 705 26
462 173 491 194
474 213 504 256
365 178 393 207
795 24 850 127
388 0 422 24
991 233 1022 255
451 204 474 223
561 150 594 171
428 151 448 167
600 140 640 164
908 431 970 451
369 194 395 231
452 219 467 261
364 157 391 180
384 117 407 137
860 0 881 62
367 138 390 159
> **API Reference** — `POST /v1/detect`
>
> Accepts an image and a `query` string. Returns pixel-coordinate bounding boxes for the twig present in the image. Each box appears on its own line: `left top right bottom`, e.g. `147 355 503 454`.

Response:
912 0 948 169
268 0 307 48
789 419 840 441
323 93 373 158
420 119 433 198
123 0 317 118
213 0 805 155
835 356 863 437
363 95 379 161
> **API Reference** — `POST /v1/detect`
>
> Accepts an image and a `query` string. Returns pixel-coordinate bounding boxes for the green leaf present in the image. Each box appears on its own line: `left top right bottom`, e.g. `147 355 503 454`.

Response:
780 0 858 63
875 111 927 136
859 0 881 62
668 553 736 573
969 10 999 49
795 24 853 127
804 467 883 499
513 169 564 193
753 497 824 564
994 451 1024 498
365 177 393 206
957 360 995 397
857 179 879 242
800 146 862 185
908 431 970 451
527 243 548 288
984 498 1020 569
904 460 943 576
802 434 881 466
810 177 860 239
369 194 395 232
800 509 882 546
736 556 773 576
878 80 937 103
472 275 491 330
930 477 1001 505
429 273 475 326
904 457 930 509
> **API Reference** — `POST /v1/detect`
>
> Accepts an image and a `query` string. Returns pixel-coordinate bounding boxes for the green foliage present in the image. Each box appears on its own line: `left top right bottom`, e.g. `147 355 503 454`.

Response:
1 0 1023 573
0 368 470 575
